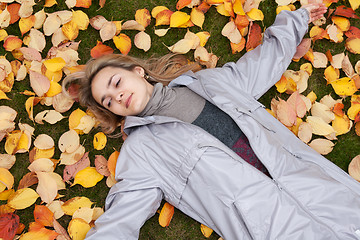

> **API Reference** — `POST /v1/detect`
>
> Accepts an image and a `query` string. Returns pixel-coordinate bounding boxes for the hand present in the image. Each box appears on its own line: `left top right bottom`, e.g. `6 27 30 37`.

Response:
301 2 328 24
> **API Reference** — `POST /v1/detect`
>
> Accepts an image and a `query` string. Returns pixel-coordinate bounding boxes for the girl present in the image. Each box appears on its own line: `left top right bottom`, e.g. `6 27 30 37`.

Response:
63 3 360 240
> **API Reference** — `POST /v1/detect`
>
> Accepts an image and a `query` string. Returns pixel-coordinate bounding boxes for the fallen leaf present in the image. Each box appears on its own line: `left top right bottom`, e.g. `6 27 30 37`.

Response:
134 31 151 52
34 205 54 227
75 0 92 8
62 197 93 216
349 155 360 181
89 15 108 30
100 21 116 42
345 38 360 54
94 155 110 177
170 11 190 28
276 99 297 127
246 22 262 51
18 172 38 189
107 150 119 176
0 168 14 191
334 5 360 19
0 154 16 170
7 187 39 210
90 41 113 58
72 10 89 30
68 218 91 240
306 116 336 136
121 20 145 31
28 28 46 52
72 167 104 188
0 213 19 240
159 202 174 227
191 7 205 28
135 8 151 28
246 8 264 21
63 152 90 182
312 52 328 68
331 77 358 96
308 138 335 155
113 33 131 55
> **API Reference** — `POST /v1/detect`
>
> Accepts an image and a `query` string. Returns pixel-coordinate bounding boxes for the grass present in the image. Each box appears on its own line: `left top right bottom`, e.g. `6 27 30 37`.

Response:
0 0 359 239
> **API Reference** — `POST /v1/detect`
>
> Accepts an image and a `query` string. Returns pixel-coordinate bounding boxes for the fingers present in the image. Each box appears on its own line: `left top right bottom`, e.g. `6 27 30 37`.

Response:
302 3 328 23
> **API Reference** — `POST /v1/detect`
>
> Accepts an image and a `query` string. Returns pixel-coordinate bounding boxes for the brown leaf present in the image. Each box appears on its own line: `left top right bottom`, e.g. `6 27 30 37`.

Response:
94 155 110 177
18 172 38 190
63 152 90 182
246 22 262 51
53 218 71 240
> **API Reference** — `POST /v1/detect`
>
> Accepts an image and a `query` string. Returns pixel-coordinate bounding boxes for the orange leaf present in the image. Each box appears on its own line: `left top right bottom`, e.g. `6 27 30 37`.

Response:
176 0 192 10
246 22 262 51
113 33 131 55
135 9 151 28
230 37 245 54
75 0 92 8
197 2 211 13
345 26 360 38
155 10 173 26
235 14 249 29
90 41 113 59
107 150 119 177
0 213 19 240
7 3 21 25
356 122 360 136
334 5 360 19
158 202 174 227
331 103 344 117
3 36 22 52
34 205 54 227
99 0 106 8
303 48 314 63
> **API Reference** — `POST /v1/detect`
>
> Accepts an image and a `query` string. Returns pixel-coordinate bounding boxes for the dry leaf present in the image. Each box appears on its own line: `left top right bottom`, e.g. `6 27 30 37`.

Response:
100 21 116 42
121 20 145 31
34 205 54 227
63 152 90 182
18 172 38 189
113 33 131 55
7 187 39 210
34 134 54 150
170 11 190 28
134 31 151 52
0 154 16 169
306 116 336 136
349 155 360 181
62 197 93 216
28 28 46 52
201 224 213 238
308 138 335 155
94 155 110 177
312 52 328 68
68 218 91 240
72 167 104 188
159 202 174 227
135 8 151 28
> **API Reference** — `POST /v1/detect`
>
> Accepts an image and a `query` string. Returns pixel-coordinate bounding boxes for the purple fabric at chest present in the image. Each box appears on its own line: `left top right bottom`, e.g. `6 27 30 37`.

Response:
231 134 270 177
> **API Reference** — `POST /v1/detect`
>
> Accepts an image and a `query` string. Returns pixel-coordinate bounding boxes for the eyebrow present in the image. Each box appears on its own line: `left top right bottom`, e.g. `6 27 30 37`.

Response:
101 74 115 106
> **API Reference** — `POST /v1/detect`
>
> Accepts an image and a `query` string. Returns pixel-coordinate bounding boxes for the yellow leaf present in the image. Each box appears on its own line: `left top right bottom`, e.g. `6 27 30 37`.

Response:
330 77 358 96
348 104 360 120
19 15 35 35
300 63 313 76
72 167 104 188
34 147 55 160
275 75 287 93
170 11 190 28
113 33 131 55
45 81 62 97
332 114 352 135
324 65 339 84
159 202 174 227
349 0 360 10
246 8 264 21
135 9 151 28
17 131 29 152
331 16 350 32
0 89 10 100
62 196 93 216
151 6 169 18
306 116 336 136
190 7 205 28
200 224 213 238
216 4 231 17
196 31 210 47
5 131 22 155
44 0 57 7
45 69 62 83
0 29 8 41
346 38 360 54
72 10 89 30
233 0 245 15
72 207 94 223
0 168 14 191
7 187 39 210
43 57 66 72
0 189 15 200
69 108 87 134
93 132 107 150
68 218 91 240
62 20 79 40
276 5 292 14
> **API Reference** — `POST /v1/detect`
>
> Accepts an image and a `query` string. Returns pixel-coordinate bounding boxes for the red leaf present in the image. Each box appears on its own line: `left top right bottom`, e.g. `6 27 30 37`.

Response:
197 2 211 13
246 22 262 51
345 26 360 38
334 5 360 19
0 213 20 240
90 41 114 59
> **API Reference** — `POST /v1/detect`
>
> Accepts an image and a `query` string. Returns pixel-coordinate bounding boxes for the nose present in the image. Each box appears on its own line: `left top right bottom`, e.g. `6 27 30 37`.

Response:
115 92 124 102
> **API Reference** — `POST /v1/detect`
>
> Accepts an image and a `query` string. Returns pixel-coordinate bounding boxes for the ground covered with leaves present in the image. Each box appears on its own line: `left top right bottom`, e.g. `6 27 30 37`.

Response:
0 0 360 239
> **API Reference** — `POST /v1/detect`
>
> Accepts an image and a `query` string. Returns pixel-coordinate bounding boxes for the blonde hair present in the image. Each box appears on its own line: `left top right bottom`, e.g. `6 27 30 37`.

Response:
62 53 201 137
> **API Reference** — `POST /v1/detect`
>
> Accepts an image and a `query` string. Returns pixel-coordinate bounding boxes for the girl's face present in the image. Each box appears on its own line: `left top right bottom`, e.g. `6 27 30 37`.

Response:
91 66 154 116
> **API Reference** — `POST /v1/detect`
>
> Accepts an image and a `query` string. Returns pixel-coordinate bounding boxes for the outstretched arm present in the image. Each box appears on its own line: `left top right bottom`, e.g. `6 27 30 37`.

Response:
301 2 327 24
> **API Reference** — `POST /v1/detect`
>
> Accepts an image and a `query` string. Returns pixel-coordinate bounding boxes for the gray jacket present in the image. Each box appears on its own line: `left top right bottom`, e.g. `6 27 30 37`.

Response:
86 9 360 240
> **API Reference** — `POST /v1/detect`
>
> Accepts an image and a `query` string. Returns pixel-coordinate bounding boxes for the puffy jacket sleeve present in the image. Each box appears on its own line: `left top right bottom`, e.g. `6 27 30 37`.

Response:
194 8 309 100
85 139 164 240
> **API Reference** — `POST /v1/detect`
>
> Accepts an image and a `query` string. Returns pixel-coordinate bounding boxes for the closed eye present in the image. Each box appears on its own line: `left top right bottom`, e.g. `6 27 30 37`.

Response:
107 98 112 108
115 79 120 87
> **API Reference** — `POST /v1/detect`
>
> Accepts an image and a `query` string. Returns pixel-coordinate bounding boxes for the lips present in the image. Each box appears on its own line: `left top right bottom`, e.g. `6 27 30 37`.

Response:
125 94 132 108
